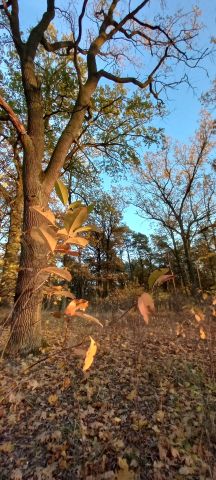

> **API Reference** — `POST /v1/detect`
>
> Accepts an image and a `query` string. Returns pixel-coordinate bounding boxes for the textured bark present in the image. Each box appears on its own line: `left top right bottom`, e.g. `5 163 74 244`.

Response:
7 184 49 354
0 176 23 306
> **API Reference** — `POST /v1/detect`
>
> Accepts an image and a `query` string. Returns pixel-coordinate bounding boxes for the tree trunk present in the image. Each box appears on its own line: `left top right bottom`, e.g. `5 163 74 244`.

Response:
182 236 197 294
0 176 23 307
6 196 49 353
6 144 49 354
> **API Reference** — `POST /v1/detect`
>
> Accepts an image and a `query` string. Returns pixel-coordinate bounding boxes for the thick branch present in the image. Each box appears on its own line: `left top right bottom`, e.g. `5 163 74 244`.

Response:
0 95 26 136
26 0 55 59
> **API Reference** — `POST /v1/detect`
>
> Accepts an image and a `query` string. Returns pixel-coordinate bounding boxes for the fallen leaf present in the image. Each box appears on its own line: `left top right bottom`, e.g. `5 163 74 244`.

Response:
0 441 14 453
48 394 58 405
199 327 207 340
61 377 71 390
126 389 137 401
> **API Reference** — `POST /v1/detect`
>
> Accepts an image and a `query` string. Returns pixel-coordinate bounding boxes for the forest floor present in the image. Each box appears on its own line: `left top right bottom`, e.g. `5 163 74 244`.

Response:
0 308 216 480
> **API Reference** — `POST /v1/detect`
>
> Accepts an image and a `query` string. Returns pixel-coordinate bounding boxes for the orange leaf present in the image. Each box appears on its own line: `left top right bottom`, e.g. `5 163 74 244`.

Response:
64 299 89 316
138 292 155 324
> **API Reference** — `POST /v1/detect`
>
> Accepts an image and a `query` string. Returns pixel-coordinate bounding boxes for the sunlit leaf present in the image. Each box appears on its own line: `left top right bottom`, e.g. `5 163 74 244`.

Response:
153 274 174 287
116 456 135 480
30 206 56 225
83 336 97 372
126 389 137 401
55 179 68 205
68 200 82 210
191 307 205 322
199 327 207 340
64 236 89 247
64 208 82 232
75 311 103 327
68 206 88 234
57 228 68 237
148 268 169 289
138 292 155 324
41 266 72 281
64 299 89 316
75 224 100 233
30 224 57 252
43 286 74 299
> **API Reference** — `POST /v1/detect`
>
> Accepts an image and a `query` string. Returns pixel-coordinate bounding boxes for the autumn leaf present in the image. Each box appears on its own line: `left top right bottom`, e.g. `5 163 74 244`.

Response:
30 206 56 225
55 178 69 205
64 299 88 316
138 292 155 324
48 393 58 405
30 223 57 252
64 236 89 247
153 274 175 287
126 389 137 401
148 268 169 289
41 266 72 281
115 457 136 480
43 286 74 299
75 311 103 327
83 336 97 372
61 377 71 390
199 327 207 340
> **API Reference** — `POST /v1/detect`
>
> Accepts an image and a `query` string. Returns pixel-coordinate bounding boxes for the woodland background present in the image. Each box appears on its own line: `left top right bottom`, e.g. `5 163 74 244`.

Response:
0 1 216 479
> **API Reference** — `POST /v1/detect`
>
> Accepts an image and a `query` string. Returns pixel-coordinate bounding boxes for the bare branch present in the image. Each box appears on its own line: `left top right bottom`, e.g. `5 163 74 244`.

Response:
76 0 89 45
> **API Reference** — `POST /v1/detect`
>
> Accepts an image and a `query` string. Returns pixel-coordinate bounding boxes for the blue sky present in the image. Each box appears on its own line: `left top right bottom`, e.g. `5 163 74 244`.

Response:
17 1 216 234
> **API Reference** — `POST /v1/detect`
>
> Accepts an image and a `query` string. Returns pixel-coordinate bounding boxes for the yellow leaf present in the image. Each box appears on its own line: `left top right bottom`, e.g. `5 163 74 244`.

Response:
191 307 205 322
41 266 72 281
30 223 57 252
61 377 71 390
199 327 207 340
126 389 137 401
64 299 88 316
55 179 68 205
69 206 88 233
48 394 58 405
64 236 89 247
0 441 14 453
118 457 128 470
83 337 97 372
30 206 56 225
116 456 135 480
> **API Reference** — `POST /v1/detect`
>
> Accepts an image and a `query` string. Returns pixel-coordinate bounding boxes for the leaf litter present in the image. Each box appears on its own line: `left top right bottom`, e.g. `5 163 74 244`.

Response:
0 310 216 479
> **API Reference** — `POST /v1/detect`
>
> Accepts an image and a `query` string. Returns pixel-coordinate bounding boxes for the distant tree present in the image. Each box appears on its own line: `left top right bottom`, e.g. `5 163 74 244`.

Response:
132 114 216 293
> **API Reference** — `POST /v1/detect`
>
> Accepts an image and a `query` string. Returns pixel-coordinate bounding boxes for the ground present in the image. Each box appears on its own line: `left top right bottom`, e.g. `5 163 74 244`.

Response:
0 308 216 480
